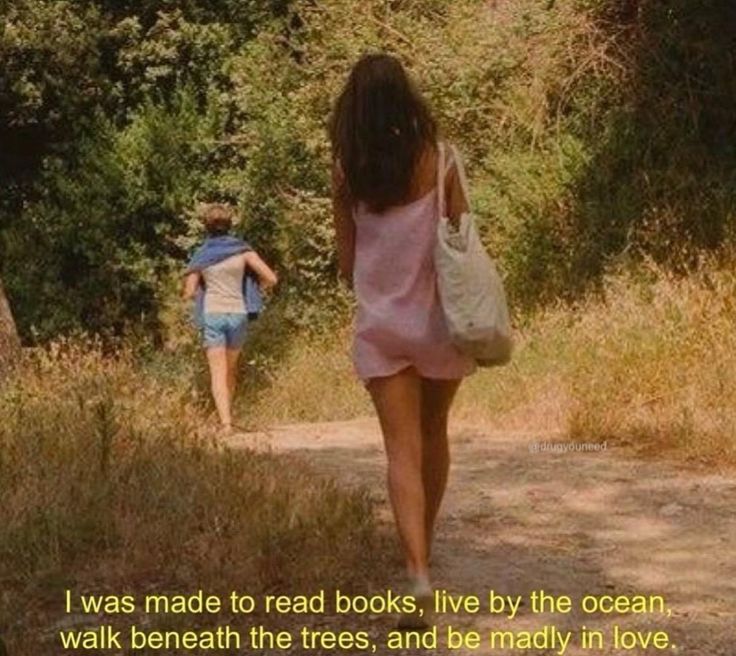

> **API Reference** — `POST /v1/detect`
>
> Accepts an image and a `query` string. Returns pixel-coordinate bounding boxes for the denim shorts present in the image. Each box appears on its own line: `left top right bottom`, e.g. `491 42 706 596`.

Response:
201 313 249 349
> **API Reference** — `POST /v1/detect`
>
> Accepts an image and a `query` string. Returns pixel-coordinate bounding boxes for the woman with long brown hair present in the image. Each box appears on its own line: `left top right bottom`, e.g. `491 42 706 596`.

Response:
330 54 475 628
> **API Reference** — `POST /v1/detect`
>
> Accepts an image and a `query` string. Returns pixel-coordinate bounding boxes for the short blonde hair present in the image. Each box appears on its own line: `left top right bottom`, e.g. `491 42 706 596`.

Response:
199 203 235 236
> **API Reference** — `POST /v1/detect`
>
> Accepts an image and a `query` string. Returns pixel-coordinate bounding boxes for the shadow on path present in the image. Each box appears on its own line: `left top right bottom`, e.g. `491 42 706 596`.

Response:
229 419 736 655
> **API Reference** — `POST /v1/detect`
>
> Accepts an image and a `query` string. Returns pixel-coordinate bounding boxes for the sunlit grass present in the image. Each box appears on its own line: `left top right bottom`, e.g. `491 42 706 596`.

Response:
247 260 736 465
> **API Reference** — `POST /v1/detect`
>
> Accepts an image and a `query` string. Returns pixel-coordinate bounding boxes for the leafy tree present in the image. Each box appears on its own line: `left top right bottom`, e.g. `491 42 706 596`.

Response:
2 0 736 341
0 1 110 179
3 92 226 340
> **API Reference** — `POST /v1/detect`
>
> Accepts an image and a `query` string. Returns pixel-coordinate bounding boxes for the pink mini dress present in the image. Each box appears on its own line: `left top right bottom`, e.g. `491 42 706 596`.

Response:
351 148 476 382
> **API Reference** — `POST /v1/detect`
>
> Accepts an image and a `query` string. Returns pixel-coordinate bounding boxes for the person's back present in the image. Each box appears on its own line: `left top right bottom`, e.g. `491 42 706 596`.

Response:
352 146 473 381
183 203 278 433
201 253 247 315
330 53 477 629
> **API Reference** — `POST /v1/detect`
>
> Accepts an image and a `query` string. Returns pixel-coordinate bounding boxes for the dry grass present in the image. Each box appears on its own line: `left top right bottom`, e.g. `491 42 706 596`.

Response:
459 258 736 464
462 260 736 465
566 263 736 463
3 260 732 649
0 340 385 652
246 261 736 466
242 324 371 425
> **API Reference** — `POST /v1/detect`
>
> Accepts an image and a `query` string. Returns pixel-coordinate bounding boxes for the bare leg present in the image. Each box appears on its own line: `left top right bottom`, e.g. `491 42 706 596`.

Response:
421 377 461 558
224 348 242 429
368 368 428 580
206 347 231 429
226 348 241 399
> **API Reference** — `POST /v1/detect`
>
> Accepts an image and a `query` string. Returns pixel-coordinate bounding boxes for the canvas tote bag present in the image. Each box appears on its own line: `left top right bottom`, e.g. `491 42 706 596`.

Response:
435 143 513 367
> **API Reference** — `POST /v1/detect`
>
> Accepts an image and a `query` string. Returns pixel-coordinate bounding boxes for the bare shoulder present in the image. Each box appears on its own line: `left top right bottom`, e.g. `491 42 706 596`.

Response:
420 141 462 179
411 142 440 193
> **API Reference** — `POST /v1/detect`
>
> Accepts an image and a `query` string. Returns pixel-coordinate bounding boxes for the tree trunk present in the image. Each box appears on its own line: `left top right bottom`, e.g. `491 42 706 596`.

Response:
0 277 20 374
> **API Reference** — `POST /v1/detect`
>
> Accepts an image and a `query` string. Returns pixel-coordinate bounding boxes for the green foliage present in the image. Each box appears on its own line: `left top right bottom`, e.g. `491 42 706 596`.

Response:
0 1 110 181
2 0 736 340
89 0 292 35
3 91 226 339
0 2 108 127
114 10 235 106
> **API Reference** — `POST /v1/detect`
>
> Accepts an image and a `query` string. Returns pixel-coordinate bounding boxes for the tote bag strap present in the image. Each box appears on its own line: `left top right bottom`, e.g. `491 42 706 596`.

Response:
437 141 447 219
449 144 471 209
437 142 471 224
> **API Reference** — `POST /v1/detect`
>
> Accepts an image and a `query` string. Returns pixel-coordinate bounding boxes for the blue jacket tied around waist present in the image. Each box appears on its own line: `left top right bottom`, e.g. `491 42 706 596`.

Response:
185 236 263 327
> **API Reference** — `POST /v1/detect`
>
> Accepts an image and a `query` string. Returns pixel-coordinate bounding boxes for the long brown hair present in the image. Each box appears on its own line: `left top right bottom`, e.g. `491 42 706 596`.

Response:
329 54 437 213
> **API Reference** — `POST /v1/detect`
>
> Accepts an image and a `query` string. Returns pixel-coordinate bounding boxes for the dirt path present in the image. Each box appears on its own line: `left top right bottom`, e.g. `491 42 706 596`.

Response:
227 419 736 655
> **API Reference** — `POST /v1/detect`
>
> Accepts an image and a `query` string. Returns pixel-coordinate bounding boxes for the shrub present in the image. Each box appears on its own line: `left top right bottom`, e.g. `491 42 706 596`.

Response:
3 90 227 341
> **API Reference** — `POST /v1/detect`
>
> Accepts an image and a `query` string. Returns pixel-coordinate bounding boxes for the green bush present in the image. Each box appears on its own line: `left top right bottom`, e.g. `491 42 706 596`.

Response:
3 0 736 340
3 91 227 340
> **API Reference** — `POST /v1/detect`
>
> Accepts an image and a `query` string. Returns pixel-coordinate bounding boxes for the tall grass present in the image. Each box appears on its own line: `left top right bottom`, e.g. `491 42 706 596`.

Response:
461 259 736 466
241 323 371 425
0 340 385 651
245 260 736 465
566 262 736 462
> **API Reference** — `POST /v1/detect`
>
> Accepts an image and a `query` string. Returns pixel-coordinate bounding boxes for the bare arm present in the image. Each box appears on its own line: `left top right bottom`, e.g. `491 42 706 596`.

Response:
182 271 201 300
332 162 355 287
244 251 278 289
